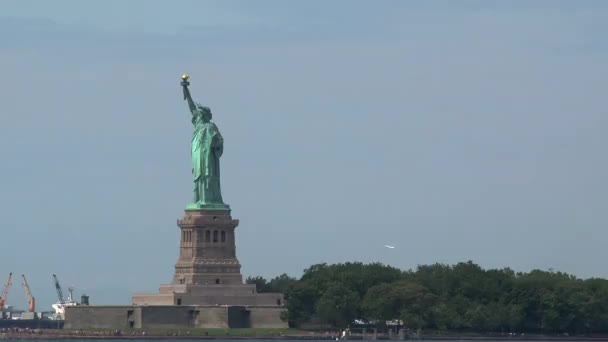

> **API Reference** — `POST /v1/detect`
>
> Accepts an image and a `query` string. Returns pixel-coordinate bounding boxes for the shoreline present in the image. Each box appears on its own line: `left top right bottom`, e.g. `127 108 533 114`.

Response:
4 333 608 341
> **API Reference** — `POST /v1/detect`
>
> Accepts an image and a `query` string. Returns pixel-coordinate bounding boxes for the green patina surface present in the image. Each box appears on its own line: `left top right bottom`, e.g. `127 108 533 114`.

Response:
181 75 229 211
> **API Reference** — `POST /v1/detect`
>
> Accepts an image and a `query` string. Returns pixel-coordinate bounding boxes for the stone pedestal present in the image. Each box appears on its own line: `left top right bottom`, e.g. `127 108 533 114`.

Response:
173 209 242 286
132 209 284 310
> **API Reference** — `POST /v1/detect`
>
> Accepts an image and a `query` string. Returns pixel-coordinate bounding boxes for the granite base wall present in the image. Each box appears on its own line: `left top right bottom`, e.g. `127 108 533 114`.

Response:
197 306 229 328
132 293 175 305
64 305 287 329
64 306 139 329
133 284 283 307
249 306 287 328
140 306 198 329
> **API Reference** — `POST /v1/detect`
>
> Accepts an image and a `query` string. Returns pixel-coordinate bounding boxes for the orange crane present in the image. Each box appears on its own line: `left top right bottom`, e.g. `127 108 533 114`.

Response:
0 272 13 311
21 274 35 312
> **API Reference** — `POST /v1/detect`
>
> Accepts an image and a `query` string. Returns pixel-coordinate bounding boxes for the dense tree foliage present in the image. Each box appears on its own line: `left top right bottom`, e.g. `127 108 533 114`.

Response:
246 261 608 334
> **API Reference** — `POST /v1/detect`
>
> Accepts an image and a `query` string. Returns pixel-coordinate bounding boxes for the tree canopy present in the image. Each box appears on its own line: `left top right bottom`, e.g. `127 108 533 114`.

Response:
246 261 608 334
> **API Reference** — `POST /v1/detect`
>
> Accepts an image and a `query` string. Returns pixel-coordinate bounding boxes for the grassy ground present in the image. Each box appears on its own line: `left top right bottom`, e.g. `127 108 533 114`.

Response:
144 328 309 336
57 328 313 337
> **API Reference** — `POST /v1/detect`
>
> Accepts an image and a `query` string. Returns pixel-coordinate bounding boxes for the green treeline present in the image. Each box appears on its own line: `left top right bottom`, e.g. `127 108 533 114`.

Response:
246 261 608 334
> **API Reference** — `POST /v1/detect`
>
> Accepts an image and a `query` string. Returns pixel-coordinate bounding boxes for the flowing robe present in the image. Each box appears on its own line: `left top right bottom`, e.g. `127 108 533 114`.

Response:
191 116 225 207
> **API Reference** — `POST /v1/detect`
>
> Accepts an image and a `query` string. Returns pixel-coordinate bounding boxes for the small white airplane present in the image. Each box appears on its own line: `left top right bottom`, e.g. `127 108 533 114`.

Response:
384 244 395 249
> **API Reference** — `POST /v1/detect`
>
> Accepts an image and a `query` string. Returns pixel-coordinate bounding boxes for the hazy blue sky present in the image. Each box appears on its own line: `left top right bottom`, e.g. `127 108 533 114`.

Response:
1 0 607 311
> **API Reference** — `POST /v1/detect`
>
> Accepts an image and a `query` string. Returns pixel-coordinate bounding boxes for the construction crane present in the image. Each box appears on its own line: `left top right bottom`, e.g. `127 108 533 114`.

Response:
51 273 78 319
0 273 12 312
21 274 35 312
52 273 64 304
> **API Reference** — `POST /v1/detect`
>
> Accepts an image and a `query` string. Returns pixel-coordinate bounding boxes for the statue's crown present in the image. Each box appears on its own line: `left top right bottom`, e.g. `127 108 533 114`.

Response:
195 103 212 116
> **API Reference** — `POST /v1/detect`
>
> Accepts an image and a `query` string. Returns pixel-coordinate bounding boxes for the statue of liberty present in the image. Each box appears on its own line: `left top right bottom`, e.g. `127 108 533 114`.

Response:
181 74 229 210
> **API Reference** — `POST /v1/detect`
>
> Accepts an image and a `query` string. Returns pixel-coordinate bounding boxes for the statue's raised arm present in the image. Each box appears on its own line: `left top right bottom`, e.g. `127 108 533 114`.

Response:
181 74 196 114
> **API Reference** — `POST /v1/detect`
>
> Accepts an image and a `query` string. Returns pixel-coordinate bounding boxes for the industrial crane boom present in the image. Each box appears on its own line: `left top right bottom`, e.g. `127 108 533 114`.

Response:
0 272 13 311
52 273 64 304
0 273 12 311
21 274 36 312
